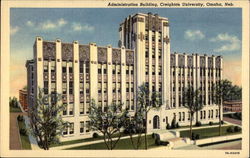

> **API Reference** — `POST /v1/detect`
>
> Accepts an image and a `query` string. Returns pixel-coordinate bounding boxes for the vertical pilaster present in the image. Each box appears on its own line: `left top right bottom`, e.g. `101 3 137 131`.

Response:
35 37 43 94
175 53 179 108
205 55 208 105
107 45 112 105
89 43 98 102
121 47 126 109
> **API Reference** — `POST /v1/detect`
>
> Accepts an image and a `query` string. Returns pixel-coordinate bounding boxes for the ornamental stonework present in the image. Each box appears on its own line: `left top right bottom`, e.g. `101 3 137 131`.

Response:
163 22 169 27
170 54 175 67
112 48 121 64
200 56 205 68
98 47 107 63
62 43 73 61
178 54 185 67
208 57 213 68
126 50 134 65
79 45 90 61
43 42 56 60
187 56 193 67
216 57 221 68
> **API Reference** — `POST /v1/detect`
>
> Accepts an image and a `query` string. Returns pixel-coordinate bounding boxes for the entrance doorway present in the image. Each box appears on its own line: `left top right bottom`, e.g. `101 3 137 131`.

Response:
153 115 160 129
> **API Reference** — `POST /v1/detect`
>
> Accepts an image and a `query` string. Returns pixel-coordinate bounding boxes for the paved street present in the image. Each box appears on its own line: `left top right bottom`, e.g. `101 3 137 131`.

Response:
223 117 242 126
201 140 242 150
9 112 27 150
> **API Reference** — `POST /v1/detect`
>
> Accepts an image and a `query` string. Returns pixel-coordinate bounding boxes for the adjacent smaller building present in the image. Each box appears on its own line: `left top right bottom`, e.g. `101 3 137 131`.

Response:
19 89 28 111
223 101 242 112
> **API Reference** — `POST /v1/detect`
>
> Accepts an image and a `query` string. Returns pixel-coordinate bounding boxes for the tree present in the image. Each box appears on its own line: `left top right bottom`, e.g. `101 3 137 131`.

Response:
123 107 145 149
88 99 127 150
183 86 203 139
29 88 67 150
9 97 18 108
136 83 162 150
213 79 232 136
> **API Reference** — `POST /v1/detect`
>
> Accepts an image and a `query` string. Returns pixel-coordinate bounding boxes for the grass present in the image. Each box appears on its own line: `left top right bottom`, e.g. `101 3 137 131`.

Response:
180 125 241 139
50 132 128 147
66 134 156 150
18 119 31 149
10 106 22 113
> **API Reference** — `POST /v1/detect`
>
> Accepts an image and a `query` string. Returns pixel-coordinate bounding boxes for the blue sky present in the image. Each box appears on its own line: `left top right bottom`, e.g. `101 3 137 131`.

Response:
10 8 242 97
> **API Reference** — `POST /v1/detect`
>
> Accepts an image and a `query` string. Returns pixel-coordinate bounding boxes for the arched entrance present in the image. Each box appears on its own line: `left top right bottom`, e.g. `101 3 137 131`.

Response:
153 115 160 129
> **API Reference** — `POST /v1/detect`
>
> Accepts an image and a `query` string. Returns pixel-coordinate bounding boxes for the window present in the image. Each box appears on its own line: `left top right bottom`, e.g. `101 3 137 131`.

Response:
80 103 84 114
117 65 121 74
145 49 149 58
103 64 107 74
182 112 185 121
208 110 210 118
79 62 84 73
63 104 67 115
86 63 89 73
112 65 116 74
86 121 90 132
188 112 190 120
203 111 206 119
69 104 74 115
98 82 102 93
152 50 155 58
126 66 129 74
63 127 68 135
51 61 56 72
112 83 116 93
200 111 203 119
69 123 74 134
152 66 155 75
80 121 84 133
98 64 102 74
158 66 162 75
43 61 48 72
80 82 84 94
145 65 149 75
69 62 73 73
86 102 89 114
179 112 181 121
62 62 67 73
126 83 129 92
211 110 213 118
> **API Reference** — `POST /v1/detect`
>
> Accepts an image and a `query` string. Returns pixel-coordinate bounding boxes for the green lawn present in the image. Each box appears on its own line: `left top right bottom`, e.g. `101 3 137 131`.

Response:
180 125 241 139
18 119 31 149
10 106 22 113
66 135 157 150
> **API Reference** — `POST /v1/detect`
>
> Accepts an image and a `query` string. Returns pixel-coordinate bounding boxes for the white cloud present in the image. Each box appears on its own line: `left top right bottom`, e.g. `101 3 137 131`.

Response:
10 26 19 35
184 30 205 41
58 18 67 26
39 18 67 30
210 33 241 52
72 23 94 32
26 20 34 27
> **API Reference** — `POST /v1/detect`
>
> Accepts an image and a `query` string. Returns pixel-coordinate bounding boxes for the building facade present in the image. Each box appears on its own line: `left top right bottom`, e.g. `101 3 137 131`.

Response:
26 13 223 141
223 101 242 112
19 89 28 111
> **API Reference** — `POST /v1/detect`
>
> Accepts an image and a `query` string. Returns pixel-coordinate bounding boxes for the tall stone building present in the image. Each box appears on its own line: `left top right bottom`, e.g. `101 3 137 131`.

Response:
26 13 223 141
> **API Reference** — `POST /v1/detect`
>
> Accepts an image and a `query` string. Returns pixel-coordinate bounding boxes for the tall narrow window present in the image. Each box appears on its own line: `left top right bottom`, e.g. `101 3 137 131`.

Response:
80 121 84 133
69 123 74 134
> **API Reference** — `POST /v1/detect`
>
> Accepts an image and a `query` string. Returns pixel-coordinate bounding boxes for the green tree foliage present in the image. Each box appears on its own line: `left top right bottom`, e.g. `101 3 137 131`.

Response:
213 79 233 136
136 83 162 150
183 86 203 139
9 97 19 108
88 99 127 150
29 88 67 150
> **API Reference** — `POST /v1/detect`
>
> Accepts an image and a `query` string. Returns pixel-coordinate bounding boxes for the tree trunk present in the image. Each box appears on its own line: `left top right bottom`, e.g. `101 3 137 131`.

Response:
219 103 222 136
190 113 193 140
144 111 148 150
196 111 198 124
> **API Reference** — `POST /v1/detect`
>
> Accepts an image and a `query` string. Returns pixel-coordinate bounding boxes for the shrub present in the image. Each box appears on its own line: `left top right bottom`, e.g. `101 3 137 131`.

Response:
152 133 155 138
176 123 180 128
92 133 99 138
209 121 213 126
234 126 241 132
166 123 171 129
221 120 224 124
195 134 200 140
227 127 233 133
161 141 169 146
19 128 27 136
155 137 161 146
191 133 195 140
17 115 23 122
195 121 201 127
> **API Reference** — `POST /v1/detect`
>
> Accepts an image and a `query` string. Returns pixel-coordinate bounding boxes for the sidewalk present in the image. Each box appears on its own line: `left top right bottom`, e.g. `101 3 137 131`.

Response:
9 112 23 150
